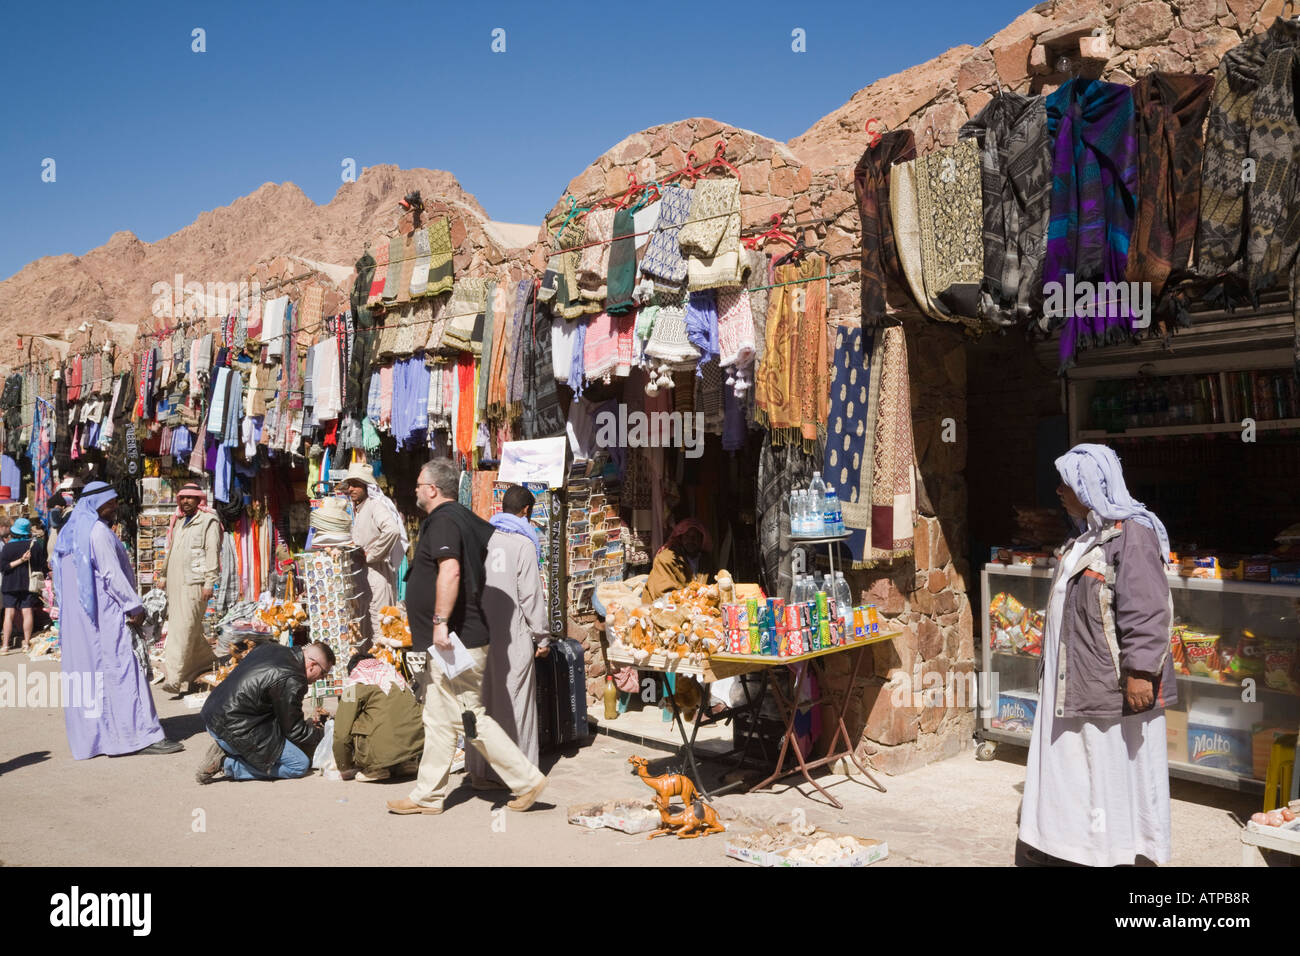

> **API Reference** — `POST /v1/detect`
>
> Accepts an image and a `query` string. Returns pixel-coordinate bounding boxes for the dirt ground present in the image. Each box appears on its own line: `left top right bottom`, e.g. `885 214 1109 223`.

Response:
0 653 1273 867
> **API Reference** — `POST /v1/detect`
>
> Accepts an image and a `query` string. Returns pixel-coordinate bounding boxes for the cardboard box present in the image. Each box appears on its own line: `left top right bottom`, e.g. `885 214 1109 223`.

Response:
1187 699 1254 776
1166 708 1187 765
991 690 1038 733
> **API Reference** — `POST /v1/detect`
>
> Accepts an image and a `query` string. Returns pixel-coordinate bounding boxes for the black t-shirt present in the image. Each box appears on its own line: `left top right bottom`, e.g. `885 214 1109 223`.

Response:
406 502 492 651
1 539 45 594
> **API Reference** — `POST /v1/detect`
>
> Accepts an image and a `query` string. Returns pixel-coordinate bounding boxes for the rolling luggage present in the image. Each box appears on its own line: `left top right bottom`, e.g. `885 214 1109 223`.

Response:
536 637 589 752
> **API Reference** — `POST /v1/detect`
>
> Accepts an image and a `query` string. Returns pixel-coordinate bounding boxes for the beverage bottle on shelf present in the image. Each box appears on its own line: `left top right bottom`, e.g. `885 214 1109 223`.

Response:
824 489 843 536
834 573 853 630
807 473 827 535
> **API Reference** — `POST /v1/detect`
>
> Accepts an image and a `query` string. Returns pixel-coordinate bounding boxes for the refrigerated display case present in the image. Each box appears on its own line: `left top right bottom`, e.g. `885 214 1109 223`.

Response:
979 562 1300 791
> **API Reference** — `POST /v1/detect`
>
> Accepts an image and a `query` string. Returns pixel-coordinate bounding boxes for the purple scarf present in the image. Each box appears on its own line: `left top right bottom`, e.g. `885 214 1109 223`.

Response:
1044 79 1138 367
684 290 719 376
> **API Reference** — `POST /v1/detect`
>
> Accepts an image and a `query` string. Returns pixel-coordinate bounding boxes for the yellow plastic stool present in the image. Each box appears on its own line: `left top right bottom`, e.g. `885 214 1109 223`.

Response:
1264 734 1297 812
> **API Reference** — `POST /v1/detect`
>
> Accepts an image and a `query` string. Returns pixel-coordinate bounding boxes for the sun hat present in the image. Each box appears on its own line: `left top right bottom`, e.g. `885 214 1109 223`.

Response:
309 497 354 534
334 461 376 488
11 518 31 539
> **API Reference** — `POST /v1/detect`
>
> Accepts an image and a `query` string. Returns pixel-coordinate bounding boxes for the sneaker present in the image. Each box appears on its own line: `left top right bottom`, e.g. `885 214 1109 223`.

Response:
385 798 443 815
506 776 548 812
355 768 391 782
139 738 185 755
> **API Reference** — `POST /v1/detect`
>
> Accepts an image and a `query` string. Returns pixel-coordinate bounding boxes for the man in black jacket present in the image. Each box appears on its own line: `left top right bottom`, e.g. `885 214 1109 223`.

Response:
197 641 333 783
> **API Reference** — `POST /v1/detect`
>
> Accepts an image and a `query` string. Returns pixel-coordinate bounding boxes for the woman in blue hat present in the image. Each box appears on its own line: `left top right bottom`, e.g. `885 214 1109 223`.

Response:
1 517 47 654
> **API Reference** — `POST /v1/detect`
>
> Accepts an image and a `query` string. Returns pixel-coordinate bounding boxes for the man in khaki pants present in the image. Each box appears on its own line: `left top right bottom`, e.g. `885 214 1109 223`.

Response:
159 483 221 694
386 460 546 816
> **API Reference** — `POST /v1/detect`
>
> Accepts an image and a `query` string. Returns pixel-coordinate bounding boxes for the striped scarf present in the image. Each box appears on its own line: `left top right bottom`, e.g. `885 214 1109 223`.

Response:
1044 78 1139 366
854 130 917 327
959 91 1051 328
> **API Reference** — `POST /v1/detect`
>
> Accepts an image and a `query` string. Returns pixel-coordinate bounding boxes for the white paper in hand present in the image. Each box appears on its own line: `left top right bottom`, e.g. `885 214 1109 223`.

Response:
432 631 474 680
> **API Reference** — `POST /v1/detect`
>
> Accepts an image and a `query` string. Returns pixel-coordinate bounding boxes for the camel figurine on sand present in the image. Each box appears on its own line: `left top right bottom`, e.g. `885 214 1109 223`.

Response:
647 798 726 840
629 755 699 810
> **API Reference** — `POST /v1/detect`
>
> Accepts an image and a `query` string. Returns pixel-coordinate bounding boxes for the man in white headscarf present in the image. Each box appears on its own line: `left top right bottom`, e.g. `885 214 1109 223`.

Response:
337 461 407 646
1018 444 1176 867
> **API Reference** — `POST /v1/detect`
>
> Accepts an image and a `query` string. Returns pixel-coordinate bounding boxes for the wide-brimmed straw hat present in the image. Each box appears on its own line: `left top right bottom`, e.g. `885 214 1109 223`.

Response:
334 461 375 488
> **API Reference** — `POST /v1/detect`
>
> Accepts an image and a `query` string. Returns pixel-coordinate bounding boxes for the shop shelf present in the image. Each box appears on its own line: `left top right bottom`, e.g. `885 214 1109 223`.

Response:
1077 418 1300 440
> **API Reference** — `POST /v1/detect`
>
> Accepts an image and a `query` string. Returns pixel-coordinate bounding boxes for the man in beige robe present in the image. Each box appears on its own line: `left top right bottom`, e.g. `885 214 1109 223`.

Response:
338 462 406 647
159 483 221 693
467 485 550 788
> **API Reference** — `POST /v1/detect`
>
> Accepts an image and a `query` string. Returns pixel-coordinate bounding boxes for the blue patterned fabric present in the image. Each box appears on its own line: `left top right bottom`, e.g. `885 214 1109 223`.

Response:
640 185 693 285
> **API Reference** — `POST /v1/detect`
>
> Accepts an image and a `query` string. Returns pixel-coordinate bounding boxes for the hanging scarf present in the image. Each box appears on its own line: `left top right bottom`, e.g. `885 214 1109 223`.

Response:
427 218 455 297
1125 74 1212 311
506 280 531 406
641 184 693 287
683 290 720 375
679 178 742 292
1246 47 1300 295
569 318 588 395
443 278 488 353
1056 444 1170 561
352 251 376 327
456 353 476 456
52 482 120 626
606 208 638 314
755 255 828 448
577 208 616 302
854 130 917 327
521 298 565 440
915 139 984 325
889 157 946 319
410 225 433 297
959 91 1052 327
490 511 542 562
381 235 403 302
1198 16 1300 286
1044 78 1140 367
487 280 512 413
554 217 592 319
716 288 757 370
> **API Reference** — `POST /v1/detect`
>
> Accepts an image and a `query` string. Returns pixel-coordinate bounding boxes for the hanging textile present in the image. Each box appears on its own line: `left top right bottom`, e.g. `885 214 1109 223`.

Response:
28 400 52 525
443 278 488 353
717 288 757 370
393 355 432 451
455 354 476 457
679 178 742 291
521 299 565 440
410 225 432 297
395 232 417 305
754 254 829 448
890 157 946 319
740 249 770 362
853 130 917 327
606 209 638 314
757 434 824 599
683 290 720 374
577 208 616 302
381 235 403 303
958 91 1052 328
641 184 694 287
506 280 531 406
915 139 984 325
1044 77 1139 367
1197 16 1300 287
1125 73 1213 311
352 251 376 327
427 218 455 298
554 217 592 319
825 326 914 568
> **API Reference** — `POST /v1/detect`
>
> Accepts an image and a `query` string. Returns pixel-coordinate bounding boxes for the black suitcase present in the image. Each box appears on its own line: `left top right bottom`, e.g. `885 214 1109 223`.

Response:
536 637 589 752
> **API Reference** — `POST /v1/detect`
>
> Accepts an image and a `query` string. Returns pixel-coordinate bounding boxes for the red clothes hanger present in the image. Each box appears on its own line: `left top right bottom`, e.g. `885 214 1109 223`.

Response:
741 214 799 251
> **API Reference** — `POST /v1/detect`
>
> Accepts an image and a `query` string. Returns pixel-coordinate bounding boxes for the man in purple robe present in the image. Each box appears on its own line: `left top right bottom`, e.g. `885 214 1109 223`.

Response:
53 481 183 759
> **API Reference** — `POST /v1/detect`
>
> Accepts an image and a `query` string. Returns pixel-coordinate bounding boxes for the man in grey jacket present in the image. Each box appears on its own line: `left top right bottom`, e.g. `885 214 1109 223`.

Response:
466 485 551 789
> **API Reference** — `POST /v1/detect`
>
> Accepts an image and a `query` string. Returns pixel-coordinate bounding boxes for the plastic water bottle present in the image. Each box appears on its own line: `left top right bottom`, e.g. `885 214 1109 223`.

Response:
788 489 801 535
834 573 853 629
807 473 827 535
824 489 843 536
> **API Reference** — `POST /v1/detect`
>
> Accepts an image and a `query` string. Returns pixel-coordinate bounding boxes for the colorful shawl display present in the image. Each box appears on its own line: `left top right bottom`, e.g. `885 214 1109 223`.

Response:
678 178 742 291
606 208 638 314
916 139 985 325
958 91 1051 327
754 254 829 448
641 185 693 287
825 325 915 568
1126 73 1212 304
443 278 488 353
1247 47 1300 294
853 130 917 327
1044 78 1139 366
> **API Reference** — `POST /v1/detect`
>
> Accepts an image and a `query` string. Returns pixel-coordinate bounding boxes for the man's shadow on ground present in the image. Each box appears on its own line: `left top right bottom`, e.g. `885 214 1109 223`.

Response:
0 750 51 776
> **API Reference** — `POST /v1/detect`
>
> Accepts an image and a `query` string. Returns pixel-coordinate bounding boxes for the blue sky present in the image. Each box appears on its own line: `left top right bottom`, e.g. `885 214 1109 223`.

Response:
0 0 1032 280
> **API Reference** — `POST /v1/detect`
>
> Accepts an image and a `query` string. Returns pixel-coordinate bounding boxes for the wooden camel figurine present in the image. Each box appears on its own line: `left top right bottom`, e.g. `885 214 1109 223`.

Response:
628 755 699 810
647 798 726 840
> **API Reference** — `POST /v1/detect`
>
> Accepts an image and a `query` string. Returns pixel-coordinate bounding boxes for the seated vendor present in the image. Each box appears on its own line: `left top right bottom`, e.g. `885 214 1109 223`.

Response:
333 653 424 782
645 519 714 601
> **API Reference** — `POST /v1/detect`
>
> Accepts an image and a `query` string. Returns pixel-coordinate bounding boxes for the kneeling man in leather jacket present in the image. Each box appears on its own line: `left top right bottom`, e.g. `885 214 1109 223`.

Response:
197 641 334 783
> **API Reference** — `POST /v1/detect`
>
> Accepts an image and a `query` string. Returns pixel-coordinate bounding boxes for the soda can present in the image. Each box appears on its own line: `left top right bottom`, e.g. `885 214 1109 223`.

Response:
819 618 831 649
815 590 829 620
785 626 804 656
